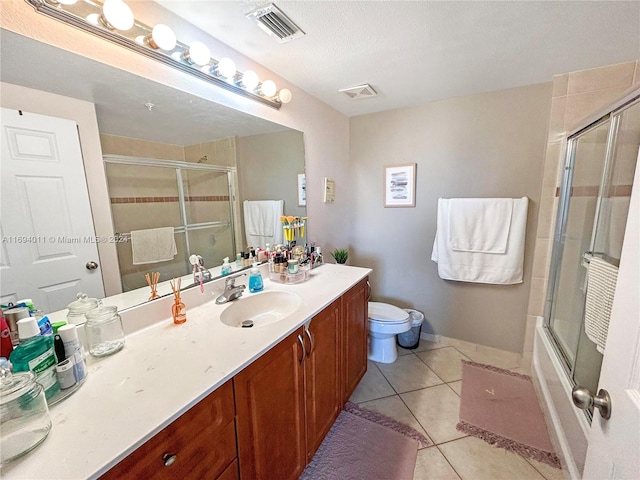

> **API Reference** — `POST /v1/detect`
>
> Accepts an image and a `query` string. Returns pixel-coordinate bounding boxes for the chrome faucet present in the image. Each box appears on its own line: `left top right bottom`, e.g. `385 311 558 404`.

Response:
190 254 212 285
215 273 246 304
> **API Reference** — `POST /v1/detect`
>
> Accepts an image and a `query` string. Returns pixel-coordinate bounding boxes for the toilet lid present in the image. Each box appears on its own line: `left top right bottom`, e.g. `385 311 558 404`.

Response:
368 302 410 323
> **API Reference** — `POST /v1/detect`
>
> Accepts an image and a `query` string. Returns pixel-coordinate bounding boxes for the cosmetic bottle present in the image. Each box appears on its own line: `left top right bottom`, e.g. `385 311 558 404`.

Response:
236 253 243 268
57 324 87 382
221 257 232 276
248 263 264 293
9 317 60 400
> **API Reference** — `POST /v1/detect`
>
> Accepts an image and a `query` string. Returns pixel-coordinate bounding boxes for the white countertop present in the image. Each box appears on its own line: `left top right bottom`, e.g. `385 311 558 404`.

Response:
1 264 371 480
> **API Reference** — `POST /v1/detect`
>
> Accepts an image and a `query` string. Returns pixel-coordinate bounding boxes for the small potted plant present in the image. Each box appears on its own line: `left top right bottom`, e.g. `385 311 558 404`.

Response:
331 248 349 264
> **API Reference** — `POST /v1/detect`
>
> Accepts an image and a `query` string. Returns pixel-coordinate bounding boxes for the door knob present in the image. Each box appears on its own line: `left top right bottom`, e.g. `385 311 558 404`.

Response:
86 261 99 270
572 385 611 419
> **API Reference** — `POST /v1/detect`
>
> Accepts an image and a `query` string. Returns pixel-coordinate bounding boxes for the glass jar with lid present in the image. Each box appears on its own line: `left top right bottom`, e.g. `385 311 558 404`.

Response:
0 358 52 465
84 306 125 357
66 293 100 326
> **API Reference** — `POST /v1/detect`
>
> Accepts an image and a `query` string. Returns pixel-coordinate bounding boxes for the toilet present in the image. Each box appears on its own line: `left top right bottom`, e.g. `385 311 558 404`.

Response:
367 302 411 364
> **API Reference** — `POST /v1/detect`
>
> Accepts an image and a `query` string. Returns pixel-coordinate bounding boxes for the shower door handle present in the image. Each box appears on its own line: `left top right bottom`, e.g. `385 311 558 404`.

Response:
572 385 612 419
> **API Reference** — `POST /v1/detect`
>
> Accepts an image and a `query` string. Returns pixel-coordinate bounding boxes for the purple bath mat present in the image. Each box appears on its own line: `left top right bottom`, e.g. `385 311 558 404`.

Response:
457 360 561 468
300 402 428 480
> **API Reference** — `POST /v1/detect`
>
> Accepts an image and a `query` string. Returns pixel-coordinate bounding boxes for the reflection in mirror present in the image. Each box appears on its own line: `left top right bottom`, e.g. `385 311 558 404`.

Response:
0 29 305 312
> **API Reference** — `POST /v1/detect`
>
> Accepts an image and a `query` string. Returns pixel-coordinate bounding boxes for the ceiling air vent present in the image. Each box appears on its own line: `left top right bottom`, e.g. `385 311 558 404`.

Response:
246 4 305 43
339 84 378 100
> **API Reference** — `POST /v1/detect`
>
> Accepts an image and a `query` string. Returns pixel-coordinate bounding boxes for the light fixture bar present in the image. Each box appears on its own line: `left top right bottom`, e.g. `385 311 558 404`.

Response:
25 0 284 109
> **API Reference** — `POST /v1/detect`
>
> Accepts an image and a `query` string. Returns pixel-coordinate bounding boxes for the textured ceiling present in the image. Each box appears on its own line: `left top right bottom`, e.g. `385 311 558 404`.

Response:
158 0 640 117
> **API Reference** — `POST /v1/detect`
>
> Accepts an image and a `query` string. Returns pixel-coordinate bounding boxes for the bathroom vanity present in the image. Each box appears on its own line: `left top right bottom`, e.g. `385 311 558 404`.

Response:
1 264 370 480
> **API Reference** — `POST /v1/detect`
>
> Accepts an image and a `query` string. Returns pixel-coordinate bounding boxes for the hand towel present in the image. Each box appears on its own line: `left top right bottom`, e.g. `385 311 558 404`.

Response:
243 200 284 248
448 198 513 253
431 197 528 285
584 257 618 353
130 227 177 265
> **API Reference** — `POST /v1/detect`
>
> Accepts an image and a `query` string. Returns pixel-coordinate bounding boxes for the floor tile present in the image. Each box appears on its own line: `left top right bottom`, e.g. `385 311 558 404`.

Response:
375 354 443 393
447 380 463 396
400 384 466 444
357 395 432 446
349 361 395 403
397 345 415 356
416 347 471 382
454 344 522 371
413 339 446 352
526 458 565 480
413 446 461 480
439 436 547 480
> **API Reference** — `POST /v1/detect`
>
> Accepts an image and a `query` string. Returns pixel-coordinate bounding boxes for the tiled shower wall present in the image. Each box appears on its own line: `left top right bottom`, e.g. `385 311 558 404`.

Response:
522 60 640 360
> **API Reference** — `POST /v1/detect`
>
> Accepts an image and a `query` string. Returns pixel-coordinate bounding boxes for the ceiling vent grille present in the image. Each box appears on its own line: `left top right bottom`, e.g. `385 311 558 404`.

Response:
246 4 305 43
339 84 378 100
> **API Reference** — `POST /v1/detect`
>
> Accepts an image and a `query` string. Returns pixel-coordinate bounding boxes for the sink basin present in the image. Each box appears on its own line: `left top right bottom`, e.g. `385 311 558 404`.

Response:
220 291 302 328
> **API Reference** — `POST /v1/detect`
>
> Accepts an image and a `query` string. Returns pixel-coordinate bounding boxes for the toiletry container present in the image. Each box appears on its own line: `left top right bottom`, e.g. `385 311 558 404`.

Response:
0 359 52 465
84 306 125 357
9 318 60 400
221 257 232 275
66 293 99 353
248 263 264 293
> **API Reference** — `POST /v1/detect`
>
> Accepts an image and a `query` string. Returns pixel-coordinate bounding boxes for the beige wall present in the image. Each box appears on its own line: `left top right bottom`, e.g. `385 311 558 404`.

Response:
350 83 552 352
522 60 640 359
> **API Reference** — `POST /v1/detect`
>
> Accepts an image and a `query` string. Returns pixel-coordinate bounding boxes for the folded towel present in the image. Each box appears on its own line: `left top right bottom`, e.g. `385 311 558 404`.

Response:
243 200 283 248
448 198 513 253
584 257 618 354
432 197 528 285
130 227 177 265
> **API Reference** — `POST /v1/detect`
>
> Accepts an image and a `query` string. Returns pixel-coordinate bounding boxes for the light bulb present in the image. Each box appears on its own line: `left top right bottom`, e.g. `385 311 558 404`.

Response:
57 0 78 5
278 88 293 104
149 24 176 51
185 42 210 66
215 58 236 79
86 13 100 25
240 70 259 91
102 0 134 31
261 80 277 98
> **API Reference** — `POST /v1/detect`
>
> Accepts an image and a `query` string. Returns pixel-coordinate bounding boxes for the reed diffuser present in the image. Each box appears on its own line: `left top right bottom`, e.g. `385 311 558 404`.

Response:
170 278 186 325
145 272 160 300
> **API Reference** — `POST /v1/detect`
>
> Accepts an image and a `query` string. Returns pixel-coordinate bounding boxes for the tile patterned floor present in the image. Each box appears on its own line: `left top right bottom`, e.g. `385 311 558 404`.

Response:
349 340 565 480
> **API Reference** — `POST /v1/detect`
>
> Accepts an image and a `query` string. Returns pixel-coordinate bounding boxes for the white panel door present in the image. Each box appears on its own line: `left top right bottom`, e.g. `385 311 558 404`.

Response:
582 149 640 479
1 108 104 313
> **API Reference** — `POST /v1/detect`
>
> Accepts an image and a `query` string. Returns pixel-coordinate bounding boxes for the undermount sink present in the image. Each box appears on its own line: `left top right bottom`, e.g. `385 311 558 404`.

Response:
220 291 302 328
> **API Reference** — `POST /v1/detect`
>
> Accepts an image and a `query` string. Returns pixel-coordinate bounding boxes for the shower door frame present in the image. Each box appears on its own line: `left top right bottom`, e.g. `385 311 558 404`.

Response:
543 92 640 400
104 154 238 279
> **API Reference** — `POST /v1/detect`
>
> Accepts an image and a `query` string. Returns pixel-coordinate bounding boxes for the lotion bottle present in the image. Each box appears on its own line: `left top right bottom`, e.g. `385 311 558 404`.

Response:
248 263 264 293
221 257 232 276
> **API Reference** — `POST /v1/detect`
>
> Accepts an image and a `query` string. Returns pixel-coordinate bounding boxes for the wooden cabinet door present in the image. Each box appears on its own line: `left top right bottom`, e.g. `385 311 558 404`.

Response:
341 277 369 403
234 328 307 480
304 298 341 460
100 381 236 480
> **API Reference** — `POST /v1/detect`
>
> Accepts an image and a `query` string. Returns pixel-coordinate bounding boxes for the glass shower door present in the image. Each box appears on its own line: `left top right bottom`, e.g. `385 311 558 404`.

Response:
546 97 640 402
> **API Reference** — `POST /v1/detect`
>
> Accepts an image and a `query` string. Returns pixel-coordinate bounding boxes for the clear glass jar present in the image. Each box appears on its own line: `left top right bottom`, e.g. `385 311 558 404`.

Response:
0 359 52 465
66 293 99 325
84 306 125 357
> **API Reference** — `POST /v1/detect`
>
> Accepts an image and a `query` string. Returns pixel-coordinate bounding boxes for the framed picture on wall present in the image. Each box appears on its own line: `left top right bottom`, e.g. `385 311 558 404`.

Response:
297 172 306 206
384 163 416 207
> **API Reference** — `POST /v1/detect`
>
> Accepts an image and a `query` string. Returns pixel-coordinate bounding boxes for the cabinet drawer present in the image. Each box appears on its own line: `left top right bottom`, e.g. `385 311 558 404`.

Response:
101 381 236 480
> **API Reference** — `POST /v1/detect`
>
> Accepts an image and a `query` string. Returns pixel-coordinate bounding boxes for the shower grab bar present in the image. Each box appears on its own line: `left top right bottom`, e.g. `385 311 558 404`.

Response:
115 220 231 242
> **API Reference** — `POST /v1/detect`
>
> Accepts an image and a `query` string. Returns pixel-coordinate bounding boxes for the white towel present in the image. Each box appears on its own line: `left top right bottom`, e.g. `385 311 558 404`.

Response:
584 257 618 354
130 227 177 265
431 197 528 284
448 198 513 253
243 200 283 248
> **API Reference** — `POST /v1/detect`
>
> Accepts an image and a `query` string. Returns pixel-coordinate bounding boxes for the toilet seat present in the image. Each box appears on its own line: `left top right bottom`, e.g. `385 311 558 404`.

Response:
368 302 410 324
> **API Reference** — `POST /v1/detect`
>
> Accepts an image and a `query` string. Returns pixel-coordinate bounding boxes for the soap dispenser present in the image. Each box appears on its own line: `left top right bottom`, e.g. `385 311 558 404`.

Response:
221 257 232 276
248 263 264 293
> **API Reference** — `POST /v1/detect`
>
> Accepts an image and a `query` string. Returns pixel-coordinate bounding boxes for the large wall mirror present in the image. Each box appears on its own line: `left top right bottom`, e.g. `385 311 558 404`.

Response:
0 29 306 313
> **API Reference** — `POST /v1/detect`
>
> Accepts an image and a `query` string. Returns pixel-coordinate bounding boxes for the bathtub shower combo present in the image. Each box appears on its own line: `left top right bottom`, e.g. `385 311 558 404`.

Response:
534 92 639 477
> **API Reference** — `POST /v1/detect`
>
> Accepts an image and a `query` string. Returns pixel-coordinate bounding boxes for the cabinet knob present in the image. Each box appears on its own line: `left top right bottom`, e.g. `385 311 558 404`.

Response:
163 453 177 467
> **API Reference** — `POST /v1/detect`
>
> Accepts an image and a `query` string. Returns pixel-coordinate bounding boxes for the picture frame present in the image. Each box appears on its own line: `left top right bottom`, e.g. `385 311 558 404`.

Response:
384 163 416 207
297 172 306 206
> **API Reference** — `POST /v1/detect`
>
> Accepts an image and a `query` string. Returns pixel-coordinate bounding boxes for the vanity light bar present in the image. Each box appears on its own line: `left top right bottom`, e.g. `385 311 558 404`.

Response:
26 0 292 109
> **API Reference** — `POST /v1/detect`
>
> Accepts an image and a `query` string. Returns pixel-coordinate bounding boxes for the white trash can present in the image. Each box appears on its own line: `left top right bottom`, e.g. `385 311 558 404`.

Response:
397 309 424 349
